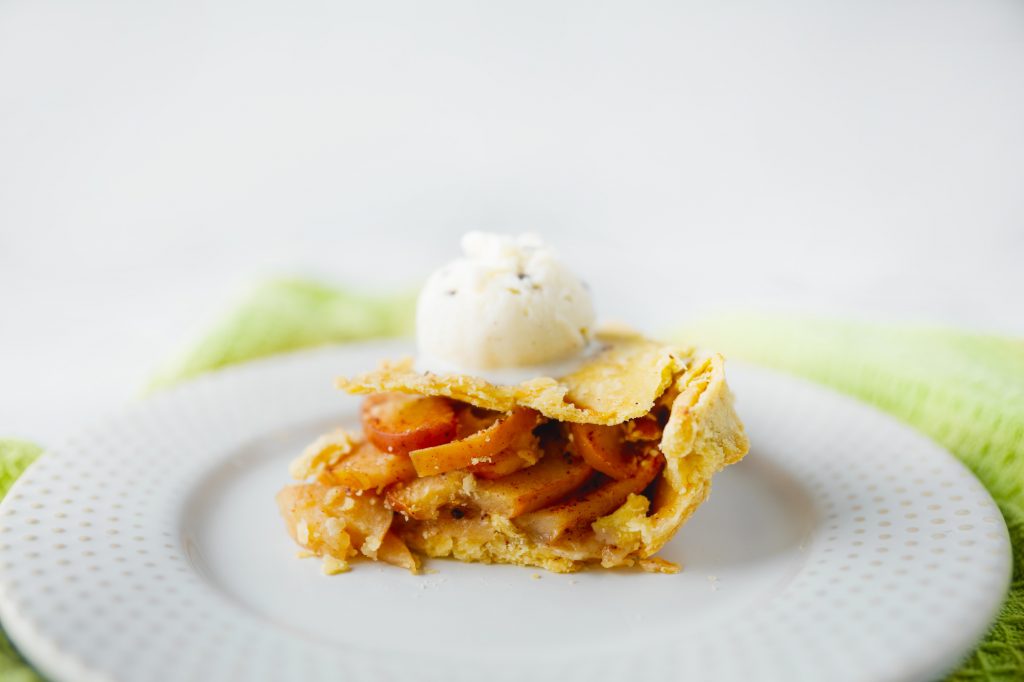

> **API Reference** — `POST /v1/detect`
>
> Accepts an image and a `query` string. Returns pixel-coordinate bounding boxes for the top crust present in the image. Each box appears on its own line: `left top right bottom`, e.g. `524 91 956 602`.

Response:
336 329 690 426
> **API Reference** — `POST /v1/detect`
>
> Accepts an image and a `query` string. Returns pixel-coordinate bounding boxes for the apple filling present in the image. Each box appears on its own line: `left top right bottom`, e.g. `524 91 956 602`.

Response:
278 334 750 575
278 390 682 574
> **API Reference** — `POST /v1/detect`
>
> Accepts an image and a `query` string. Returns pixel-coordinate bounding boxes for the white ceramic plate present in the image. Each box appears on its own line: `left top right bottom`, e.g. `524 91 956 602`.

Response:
0 343 1012 682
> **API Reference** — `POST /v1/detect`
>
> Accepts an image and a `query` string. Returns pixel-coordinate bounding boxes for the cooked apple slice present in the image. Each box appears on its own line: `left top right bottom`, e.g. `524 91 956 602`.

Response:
276 483 394 561
513 455 663 542
277 484 324 547
473 451 593 518
409 407 540 477
623 414 662 442
361 393 457 455
376 530 420 572
327 440 417 492
467 447 537 479
455 406 501 437
569 422 639 480
467 426 542 479
385 472 470 520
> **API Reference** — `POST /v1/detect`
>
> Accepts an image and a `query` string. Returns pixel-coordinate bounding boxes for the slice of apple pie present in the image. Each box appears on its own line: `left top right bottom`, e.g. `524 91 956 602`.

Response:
277 328 749 574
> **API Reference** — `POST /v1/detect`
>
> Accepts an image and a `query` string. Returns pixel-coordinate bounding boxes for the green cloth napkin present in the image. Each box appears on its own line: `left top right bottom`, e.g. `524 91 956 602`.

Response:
1 283 1020 681
0 440 43 682
148 278 416 390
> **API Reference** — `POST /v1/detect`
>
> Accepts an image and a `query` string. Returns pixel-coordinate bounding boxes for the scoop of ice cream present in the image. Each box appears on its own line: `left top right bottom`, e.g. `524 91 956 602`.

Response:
416 232 595 372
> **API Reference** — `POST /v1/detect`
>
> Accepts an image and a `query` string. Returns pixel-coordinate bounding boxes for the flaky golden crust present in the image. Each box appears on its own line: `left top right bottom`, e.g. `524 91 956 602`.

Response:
594 352 750 561
336 329 689 426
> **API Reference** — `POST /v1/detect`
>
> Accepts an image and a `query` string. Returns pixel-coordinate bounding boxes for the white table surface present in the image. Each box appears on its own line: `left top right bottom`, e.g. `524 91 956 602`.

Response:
2 0 1023 443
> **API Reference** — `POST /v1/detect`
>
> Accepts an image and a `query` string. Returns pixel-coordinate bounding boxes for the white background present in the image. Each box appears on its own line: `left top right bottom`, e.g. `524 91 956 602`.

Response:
2 0 1023 442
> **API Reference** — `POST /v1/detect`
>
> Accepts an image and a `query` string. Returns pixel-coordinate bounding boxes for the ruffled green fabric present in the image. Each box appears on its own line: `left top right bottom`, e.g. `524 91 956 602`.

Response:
0 440 43 682
148 278 415 390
